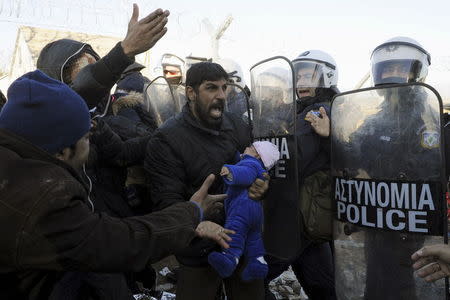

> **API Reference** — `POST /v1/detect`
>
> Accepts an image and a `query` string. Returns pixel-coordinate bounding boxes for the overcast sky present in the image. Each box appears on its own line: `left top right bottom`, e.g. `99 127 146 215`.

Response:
1 0 449 95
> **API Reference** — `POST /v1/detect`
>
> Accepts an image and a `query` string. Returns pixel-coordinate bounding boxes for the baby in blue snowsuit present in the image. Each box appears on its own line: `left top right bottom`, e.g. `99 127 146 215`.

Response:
208 141 280 281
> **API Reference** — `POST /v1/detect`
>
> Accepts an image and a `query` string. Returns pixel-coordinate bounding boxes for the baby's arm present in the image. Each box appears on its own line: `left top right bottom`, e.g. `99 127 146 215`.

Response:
222 159 261 187
220 166 233 181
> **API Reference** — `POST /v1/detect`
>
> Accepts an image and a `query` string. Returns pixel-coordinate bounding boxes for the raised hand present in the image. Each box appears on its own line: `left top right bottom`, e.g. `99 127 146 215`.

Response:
121 4 170 57
305 106 330 137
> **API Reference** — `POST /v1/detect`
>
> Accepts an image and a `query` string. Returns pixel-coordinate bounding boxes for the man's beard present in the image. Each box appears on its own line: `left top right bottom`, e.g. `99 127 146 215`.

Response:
195 100 224 129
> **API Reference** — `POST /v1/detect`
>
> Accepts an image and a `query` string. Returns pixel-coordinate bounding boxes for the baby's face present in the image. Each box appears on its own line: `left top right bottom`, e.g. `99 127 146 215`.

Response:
244 145 260 158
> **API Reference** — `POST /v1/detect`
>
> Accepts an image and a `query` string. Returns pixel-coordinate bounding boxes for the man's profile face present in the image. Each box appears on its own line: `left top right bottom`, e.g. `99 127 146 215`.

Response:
68 53 97 83
188 78 228 128
296 66 318 99
63 132 90 170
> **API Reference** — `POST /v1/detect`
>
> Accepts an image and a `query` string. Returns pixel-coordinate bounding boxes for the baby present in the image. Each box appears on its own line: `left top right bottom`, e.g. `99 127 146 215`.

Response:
208 141 280 281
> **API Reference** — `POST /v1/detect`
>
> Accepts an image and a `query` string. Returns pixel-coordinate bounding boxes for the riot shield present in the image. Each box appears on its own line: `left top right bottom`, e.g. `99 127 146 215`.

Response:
225 83 252 135
171 83 187 111
144 76 179 127
331 83 447 300
250 57 301 260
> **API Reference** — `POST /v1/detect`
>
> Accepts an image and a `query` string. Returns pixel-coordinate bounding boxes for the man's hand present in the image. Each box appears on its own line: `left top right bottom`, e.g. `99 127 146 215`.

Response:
196 221 235 249
190 174 227 215
411 244 450 282
121 4 170 57
249 173 269 201
305 107 330 137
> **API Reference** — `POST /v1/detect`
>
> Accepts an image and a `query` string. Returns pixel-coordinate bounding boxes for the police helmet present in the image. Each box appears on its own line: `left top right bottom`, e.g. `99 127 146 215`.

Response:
371 36 431 86
292 50 338 89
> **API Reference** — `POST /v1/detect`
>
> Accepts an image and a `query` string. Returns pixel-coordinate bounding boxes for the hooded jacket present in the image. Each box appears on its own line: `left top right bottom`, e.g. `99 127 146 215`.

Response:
37 39 134 109
0 128 200 300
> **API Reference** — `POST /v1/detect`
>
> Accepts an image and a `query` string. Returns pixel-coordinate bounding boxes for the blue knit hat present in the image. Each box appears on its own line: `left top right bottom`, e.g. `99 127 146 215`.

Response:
0 70 91 154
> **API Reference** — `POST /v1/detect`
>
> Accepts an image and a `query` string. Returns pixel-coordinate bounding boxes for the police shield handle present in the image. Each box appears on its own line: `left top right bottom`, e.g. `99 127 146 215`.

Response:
412 244 450 282
121 4 170 58
189 174 227 214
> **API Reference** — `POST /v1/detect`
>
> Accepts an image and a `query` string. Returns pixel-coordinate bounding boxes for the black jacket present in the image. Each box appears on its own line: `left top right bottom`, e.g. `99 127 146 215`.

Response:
145 105 251 210
296 102 331 183
37 39 134 109
296 89 337 183
0 128 200 300
344 87 442 180
88 119 151 217
145 105 251 265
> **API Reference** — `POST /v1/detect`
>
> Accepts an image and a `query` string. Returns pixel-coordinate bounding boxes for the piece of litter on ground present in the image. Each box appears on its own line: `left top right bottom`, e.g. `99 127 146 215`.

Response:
155 283 175 292
133 294 157 300
159 267 172 276
160 291 176 300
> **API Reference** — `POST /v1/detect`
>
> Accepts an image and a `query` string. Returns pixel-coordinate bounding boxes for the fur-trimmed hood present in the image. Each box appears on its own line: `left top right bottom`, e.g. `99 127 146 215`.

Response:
112 92 144 115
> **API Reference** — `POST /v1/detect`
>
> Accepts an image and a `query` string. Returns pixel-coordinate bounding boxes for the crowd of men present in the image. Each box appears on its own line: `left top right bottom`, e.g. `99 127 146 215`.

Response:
0 3 449 300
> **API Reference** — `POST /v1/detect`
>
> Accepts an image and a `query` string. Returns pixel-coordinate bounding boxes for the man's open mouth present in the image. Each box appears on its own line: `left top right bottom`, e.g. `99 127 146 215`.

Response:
297 88 311 97
210 104 224 119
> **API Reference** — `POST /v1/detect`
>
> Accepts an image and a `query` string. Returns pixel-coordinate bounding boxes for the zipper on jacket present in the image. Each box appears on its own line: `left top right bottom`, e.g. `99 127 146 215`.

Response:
82 164 95 212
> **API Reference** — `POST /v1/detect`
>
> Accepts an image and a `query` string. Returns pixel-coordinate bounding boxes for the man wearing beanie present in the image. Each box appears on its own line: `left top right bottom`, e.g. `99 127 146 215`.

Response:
0 70 232 300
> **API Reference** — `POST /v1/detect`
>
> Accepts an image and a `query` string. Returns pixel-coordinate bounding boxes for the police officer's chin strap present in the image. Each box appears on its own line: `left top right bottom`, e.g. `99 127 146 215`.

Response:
296 87 337 113
296 96 317 113
296 94 328 113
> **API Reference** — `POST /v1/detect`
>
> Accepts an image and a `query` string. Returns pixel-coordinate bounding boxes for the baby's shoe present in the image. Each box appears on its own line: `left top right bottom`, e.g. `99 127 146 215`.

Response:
208 251 238 278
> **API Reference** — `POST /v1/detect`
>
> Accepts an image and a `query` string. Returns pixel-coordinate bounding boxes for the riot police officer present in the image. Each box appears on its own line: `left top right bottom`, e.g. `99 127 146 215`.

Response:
363 37 441 300
305 37 446 300
265 50 339 300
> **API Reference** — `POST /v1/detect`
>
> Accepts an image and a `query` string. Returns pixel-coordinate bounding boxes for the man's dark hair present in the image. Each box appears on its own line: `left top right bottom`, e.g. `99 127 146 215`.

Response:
186 62 228 91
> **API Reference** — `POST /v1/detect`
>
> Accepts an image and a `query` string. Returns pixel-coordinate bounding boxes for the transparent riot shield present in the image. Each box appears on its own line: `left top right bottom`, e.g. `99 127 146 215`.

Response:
225 83 252 136
331 83 447 300
171 84 187 111
144 76 179 127
250 57 300 260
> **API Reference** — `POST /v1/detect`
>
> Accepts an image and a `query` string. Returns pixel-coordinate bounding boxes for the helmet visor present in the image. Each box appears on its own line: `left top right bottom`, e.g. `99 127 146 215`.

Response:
372 59 423 85
293 61 328 99
163 64 182 84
